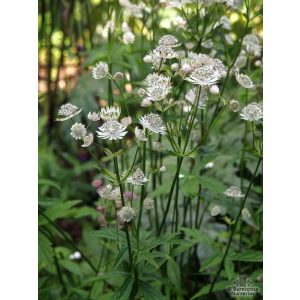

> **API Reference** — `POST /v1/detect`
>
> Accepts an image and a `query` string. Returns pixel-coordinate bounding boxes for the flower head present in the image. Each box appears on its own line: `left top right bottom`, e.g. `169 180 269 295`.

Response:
158 35 181 48
123 31 135 44
121 116 132 127
224 186 245 198
242 208 251 219
143 197 154 209
92 61 109 79
186 65 221 86
118 206 136 223
99 106 121 121
70 123 87 140
56 103 82 121
98 184 113 199
185 88 208 108
139 113 166 134
240 102 263 121
229 99 240 112
243 34 262 57
235 72 255 89
81 133 94 147
135 126 147 142
144 73 172 101
88 112 101 121
96 120 127 140
153 45 177 59
210 205 221 216
127 169 148 185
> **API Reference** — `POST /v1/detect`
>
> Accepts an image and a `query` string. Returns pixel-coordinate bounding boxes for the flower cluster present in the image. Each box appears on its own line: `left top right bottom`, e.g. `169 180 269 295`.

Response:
56 103 82 121
118 206 136 222
144 73 172 102
127 169 148 186
240 102 263 121
139 113 167 135
224 186 245 198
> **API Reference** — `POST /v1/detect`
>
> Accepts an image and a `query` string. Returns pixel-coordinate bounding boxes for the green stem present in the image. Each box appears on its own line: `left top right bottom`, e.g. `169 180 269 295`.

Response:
208 157 262 295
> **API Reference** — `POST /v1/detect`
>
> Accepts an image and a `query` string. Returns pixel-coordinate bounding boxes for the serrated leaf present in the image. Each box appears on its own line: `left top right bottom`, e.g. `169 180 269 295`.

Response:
139 280 165 300
111 276 134 300
197 176 226 193
224 258 235 280
200 254 222 272
38 232 53 264
180 176 199 197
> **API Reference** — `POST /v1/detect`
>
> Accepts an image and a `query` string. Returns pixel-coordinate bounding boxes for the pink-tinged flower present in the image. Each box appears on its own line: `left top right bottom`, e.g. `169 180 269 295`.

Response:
92 179 104 188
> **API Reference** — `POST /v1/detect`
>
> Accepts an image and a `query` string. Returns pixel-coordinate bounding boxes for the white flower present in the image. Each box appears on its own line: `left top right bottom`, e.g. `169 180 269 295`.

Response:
70 123 87 140
127 169 148 185
135 127 147 142
96 120 127 140
186 65 221 86
204 161 214 169
243 34 262 57
235 72 255 88
121 116 132 127
210 205 221 217
92 62 109 79
153 45 177 59
123 31 135 44
229 99 240 112
81 133 94 147
152 142 165 152
118 206 136 222
56 103 82 121
144 73 172 101
108 187 121 201
139 113 166 134
225 0 243 9
240 102 263 121
141 98 152 107
88 112 101 121
224 186 245 198
158 35 181 48
185 88 208 109
217 16 231 30
98 184 113 199
143 197 154 209
99 106 121 121
171 63 179 71
242 208 251 219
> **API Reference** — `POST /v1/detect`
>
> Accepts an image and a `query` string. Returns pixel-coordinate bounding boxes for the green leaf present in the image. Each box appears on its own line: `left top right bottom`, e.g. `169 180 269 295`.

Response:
149 182 172 198
166 258 181 287
89 228 125 241
200 254 222 272
224 258 235 280
60 260 83 277
197 176 226 193
229 250 263 262
171 241 196 257
38 232 53 264
38 179 61 191
138 280 165 300
112 276 134 300
191 280 231 299
180 176 199 197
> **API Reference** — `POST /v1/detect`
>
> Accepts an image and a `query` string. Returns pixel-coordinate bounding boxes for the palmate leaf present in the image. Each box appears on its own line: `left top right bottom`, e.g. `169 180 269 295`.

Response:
60 260 83 277
166 257 181 287
196 176 226 193
89 228 126 241
38 232 53 264
138 280 165 300
199 253 222 272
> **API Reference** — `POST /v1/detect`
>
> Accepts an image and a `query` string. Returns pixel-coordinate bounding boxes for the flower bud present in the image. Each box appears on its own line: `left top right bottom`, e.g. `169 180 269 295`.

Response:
229 99 240 112
113 72 124 80
141 98 152 107
209 85 219 94
171 63 179 71
159 165 167 173
181 63 191 74
143 54 153 64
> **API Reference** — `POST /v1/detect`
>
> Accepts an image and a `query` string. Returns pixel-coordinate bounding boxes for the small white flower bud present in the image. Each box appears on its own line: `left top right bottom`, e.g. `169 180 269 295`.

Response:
242 208 251 219
171 63 179 71
181 63 191 74
229 99 240 112
204 161 214 169
255 60 262 67
143 54 153 64
141 98 152 107
159 165 167 173
210 205 221 217
209 85 219 94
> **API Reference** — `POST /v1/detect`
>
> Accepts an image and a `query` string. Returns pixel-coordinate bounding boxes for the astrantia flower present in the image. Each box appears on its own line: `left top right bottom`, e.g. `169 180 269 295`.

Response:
224 186 245 198
144 73 172 102
99 106 121 121
158 35 181 48
235 72 255 89
139 113 166 134
243 34 262 57
127 169 148 185
98 184 113 199
185 88 208 108
153 45 177 59
56 103 82 121
118 206 136 223
152 141 165 152
123 31 135 44
242 208 251 219
217 16 231 30
121 116 132 127
81 133 94 147
70 123 87 140
96 120 127 140
240 102 263 121
108 187 121 201
88 112 101 121
210 205 221 217
143 197 154 209
135 127 147 142
92 61 109 79
186 65 221 86
234 54 247 70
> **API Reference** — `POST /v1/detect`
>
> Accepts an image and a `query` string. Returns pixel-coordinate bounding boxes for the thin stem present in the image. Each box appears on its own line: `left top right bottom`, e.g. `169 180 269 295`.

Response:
208 157 262 295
